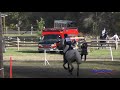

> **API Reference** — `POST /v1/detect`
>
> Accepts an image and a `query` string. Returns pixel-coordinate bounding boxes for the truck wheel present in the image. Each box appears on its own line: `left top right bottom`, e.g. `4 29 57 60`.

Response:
56 49 60 54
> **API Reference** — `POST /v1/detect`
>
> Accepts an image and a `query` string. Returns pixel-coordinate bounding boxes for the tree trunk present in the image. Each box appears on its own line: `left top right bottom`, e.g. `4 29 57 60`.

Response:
0 12 4 78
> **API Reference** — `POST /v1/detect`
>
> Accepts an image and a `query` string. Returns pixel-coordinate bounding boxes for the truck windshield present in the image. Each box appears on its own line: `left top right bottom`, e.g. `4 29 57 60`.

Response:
43 35 61 40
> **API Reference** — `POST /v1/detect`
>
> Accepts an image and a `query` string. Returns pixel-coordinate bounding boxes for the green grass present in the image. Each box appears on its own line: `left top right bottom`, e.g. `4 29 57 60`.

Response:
88 48 120 58
3 47 120 62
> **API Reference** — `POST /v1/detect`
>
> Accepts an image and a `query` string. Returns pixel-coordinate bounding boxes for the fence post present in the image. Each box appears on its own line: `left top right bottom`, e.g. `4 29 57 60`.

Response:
24 38 25 46
97 36 99 49
109 47 113 61
17 37 20 51
44 50 50 65
6 27 8 34
107 39 109 47
18 27 20 35
31 25 33 35
8 37 10 46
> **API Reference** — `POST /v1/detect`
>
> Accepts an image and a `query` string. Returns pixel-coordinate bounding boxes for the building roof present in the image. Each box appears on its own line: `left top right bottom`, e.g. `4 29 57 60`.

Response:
54 20 75 24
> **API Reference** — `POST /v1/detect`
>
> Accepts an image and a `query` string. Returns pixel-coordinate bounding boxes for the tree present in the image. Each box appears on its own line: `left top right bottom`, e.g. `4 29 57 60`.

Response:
6 12 32 29
4 12 120 35
36 17 45 36
0 12 4 78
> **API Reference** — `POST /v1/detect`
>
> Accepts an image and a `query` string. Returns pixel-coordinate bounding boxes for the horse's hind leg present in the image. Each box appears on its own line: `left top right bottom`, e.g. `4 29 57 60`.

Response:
77 63 79 77
69 63 74 75
68 63 69 70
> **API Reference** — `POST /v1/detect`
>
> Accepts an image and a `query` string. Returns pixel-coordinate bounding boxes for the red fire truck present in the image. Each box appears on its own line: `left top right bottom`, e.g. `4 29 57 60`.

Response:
38 20 83 53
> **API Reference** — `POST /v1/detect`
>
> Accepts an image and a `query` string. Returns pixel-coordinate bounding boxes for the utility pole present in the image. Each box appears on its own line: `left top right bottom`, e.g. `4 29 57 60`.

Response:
1 13 8 34
0 12 4 78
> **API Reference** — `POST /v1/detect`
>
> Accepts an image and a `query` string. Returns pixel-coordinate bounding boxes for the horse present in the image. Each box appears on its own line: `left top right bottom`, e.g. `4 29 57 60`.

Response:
99 33 108 48
63 45 82 77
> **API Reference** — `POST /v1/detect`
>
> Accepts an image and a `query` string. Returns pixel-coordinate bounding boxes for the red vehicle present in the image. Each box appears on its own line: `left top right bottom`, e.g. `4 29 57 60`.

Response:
38 20 82 53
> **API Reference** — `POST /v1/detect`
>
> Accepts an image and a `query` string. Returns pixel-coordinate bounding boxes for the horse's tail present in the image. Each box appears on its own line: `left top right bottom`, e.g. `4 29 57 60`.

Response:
74 49 82 64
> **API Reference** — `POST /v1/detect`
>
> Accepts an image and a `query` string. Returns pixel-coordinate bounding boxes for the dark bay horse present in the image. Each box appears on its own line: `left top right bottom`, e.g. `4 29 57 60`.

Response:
63 45 82 76
99 33 108 48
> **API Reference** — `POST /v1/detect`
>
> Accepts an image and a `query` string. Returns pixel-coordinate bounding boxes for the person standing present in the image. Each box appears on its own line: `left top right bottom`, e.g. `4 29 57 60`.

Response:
111 33 119 41
81 41 88 61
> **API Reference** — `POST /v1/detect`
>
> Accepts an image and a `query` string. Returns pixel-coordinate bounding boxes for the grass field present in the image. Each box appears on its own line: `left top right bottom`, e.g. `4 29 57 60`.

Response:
2 46 120 78
3 47 120 61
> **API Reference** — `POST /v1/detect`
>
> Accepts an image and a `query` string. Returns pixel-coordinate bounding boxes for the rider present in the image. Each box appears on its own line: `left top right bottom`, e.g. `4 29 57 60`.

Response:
100 28 108 39
102 28 106 36
63 34 75 64
64 34 77 50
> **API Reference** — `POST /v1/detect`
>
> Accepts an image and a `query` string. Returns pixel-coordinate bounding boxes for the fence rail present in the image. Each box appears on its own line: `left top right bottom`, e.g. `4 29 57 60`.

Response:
88 39 120 50
4 37 120 51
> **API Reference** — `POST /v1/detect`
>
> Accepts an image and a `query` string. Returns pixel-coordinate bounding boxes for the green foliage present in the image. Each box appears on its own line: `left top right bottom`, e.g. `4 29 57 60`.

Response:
36 17 45 36
9 24 16 29
36 17 45 31
5 12 120 35
6 12 32 28
36 31 42 36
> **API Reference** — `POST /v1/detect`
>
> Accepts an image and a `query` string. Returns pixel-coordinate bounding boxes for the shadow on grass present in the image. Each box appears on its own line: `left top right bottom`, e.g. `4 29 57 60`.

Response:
4 61 120 78
17 50 39 53
16 50 62 54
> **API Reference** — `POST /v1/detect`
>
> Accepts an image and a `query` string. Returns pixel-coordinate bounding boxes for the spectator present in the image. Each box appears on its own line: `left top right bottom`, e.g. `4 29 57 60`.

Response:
81 41 88 61
111 33 119 41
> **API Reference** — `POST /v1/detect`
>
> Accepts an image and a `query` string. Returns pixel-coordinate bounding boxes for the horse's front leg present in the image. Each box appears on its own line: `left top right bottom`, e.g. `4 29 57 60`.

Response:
63 53 68 70
77 63 79 77
63 61 68 70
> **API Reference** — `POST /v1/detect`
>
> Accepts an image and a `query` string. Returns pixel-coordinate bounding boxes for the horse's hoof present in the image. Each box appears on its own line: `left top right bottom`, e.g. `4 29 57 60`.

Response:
64 67 68 70
69 70 73 75
69 72 72 75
